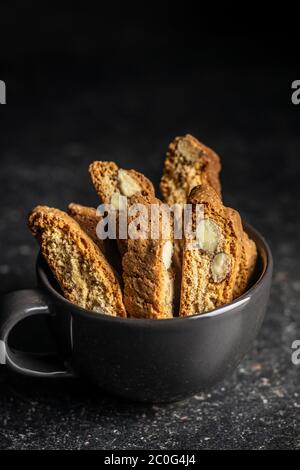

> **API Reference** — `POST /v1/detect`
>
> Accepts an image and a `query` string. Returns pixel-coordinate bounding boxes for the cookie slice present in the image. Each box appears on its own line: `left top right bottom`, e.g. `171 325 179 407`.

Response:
234 229 257 299
179 184 245 316
68 203 105 253
89 161 155 209
160 134 222 205
28 206 126 317
68 202 123 276
89 162 155 256
122 193 175 319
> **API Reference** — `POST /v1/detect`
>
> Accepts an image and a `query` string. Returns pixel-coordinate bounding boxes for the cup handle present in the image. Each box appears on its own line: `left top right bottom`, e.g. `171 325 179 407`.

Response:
0 289 73 378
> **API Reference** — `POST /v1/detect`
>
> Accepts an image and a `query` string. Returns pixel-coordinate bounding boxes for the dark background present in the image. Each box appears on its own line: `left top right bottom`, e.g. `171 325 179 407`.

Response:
0 2 299 450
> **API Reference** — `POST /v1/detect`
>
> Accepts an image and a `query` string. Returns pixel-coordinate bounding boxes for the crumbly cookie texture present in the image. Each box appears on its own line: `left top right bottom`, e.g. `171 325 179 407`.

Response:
233 225 257 299
160 134 222 205
68 202 126 276
122 193 175 319
179 184 255 316
68 203 105 253
89 161 155 256
160 134 222 283
28 205 126 317
68 202 123 276
89 161 155 208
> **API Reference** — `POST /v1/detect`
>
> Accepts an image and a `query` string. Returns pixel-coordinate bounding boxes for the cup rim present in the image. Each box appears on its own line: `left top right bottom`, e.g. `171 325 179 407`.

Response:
36 221 273 326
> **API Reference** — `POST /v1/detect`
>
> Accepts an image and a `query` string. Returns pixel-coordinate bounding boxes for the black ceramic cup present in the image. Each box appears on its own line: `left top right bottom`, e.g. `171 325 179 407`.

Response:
0 223 272 402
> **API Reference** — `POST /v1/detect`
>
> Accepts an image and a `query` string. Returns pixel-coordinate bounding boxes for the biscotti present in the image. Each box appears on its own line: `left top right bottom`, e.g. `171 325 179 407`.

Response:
179 184 252 316
160 134 222 205
68 202 123 275
89 162 155 256
234 228 257 299
68 203 105 254
27 134 257 320
28 205 126 317
122 193 175 319
160 134 222 275
89 161 155 209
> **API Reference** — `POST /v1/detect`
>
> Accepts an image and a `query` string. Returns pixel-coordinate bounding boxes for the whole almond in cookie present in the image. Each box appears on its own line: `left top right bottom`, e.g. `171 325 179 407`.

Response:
89 161 155 255
179 184 255 316
89 161 155 208
160 134 222 282
160 134 222 206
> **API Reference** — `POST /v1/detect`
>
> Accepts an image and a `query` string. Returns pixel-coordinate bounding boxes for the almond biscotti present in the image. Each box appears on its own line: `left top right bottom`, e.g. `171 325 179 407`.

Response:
28 205 126 317
160 134 222 205
234 228 257 299
179 184 255 316
122 193 175 319
68 202 123 275
89 161 155 209
89 162 155 256
68 203 105 254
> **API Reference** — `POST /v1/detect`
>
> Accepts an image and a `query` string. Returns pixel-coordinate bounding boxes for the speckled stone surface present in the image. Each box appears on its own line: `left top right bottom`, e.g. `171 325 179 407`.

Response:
0 56 300 449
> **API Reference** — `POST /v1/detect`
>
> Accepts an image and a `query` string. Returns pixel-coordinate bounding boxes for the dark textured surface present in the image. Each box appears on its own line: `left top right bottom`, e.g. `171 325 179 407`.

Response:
0 10 300 449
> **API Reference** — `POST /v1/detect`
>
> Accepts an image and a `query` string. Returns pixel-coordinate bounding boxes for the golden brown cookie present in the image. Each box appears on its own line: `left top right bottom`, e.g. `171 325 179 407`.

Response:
68 202 124 276
233 228 257 299
122 193 175 319
160 134 222 282
160 134 222 205
89 161 155 209
179 184 247 316
28 205 126 317
68 203 105 254
89 162 155 256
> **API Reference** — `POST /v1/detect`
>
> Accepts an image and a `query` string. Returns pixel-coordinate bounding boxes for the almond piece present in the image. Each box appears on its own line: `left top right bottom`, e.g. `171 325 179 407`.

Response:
162 240 173 270
118 169 141 197
196 218 221 253
211 252 231 283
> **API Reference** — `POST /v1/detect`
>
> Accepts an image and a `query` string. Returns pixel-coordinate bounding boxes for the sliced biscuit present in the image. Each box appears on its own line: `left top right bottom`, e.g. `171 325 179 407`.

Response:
160 134 222 205
234 229 257 299
122 193 175 319
68 203 105 253
160 134 222 275
89 161 155 209
68 202 123 276
89 162 155 256
179 184 251 316
28 205 126 317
